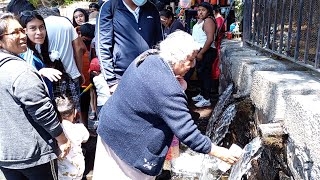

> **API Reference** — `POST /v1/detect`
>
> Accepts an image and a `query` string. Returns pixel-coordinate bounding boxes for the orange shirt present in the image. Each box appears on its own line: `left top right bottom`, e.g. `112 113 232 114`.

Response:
82 50 91 88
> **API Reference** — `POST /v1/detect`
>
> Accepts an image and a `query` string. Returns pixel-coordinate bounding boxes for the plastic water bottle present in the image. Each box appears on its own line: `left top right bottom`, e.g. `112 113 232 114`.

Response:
218 144 243 172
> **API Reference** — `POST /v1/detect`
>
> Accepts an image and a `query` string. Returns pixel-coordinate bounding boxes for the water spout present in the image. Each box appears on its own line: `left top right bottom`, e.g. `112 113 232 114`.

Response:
229 137 263 180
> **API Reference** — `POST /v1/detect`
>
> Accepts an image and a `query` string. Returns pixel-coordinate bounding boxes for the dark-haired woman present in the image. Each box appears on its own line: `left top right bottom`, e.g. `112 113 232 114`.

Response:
89 3 100 13
191 2 217 108
73 8 89 27
160 9 185 38
19 11 62 98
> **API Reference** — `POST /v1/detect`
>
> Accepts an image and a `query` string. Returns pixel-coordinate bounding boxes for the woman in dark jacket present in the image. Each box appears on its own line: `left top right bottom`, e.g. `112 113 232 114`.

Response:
93 31 239 179
160 9 185 38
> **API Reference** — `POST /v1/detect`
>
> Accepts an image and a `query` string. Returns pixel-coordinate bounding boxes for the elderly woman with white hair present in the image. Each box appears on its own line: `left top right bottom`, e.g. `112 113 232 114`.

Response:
93 31 239 179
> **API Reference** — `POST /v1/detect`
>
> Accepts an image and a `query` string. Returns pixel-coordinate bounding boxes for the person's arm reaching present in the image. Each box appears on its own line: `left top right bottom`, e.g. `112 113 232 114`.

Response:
157 88 238 164
96 1 118 86
209 144 239 164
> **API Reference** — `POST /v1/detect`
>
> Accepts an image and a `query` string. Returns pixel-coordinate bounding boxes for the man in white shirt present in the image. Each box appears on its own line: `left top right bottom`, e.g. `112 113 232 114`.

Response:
38 7 87 116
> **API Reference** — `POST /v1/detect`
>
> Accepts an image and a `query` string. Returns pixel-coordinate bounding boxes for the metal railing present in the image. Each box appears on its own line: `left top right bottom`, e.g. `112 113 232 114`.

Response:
242 0 320 71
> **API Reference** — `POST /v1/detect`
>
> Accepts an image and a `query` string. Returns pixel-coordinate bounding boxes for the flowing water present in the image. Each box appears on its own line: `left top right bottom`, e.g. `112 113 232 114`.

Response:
206 84 234 139
210 103 237 145
171 151 205 179
229 137 263 180
171 84 263 180
171 85 236 180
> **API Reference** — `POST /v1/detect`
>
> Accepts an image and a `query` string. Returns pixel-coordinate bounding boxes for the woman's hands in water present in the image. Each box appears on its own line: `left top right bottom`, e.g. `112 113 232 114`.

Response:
209 144 240 165
39 68 62 82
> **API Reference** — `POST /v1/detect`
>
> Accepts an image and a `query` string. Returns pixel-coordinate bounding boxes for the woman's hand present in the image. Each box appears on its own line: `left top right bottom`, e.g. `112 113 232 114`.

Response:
209 144 240 165
55 133 71 159
38 68 62 82
196 52 204 61
176 75 187 91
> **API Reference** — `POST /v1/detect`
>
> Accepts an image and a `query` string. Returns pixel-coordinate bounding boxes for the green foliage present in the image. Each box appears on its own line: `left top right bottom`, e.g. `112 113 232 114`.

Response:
28 0 39 7
63 0 74 5
234 0 244 23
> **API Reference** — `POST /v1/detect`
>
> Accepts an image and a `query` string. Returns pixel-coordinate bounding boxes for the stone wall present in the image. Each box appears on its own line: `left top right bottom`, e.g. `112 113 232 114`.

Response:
220 40 320 179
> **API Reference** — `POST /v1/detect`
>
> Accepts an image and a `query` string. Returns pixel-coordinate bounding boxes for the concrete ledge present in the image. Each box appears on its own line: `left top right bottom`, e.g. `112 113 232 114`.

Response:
284 95 320 180
221 41 320 179
250 71 320 123
220 47 300 96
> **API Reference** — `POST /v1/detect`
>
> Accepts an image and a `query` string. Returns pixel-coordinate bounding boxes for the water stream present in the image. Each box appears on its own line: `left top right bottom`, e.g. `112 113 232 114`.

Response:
229 137 263 179
206 84 234 139
171 84 262 179
171 85 236 179
210 103 237 145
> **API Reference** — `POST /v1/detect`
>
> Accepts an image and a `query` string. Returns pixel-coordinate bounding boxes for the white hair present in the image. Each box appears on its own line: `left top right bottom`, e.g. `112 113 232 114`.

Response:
158 31 200 65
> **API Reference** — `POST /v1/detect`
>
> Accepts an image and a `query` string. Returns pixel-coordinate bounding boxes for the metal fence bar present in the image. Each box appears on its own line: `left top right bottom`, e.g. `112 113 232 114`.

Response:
278 0 286 54
286 0 294 55
272 0 278 51
247 40 320 73
252 0 258 43
303 0 314 63
294 0 304 61
248 0 253 40
261 0 267 47
257 0 262 45
315 27 320 68
244 0 320 71
243 0 249 40
266 0 272 48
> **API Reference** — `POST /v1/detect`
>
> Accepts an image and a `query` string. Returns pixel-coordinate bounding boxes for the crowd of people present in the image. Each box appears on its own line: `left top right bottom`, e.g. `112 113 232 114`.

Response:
0 0 237 179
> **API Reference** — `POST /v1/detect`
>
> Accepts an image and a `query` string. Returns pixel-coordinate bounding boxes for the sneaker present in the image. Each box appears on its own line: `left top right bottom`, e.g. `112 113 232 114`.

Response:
192 94 204 102
194 98 211 108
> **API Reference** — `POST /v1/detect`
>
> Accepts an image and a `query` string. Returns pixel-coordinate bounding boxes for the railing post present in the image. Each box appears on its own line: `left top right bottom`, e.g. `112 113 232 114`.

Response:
257 0 262 46
278 0 286 54
261 0 267 47
252 0 258 43
294 0 304 61
286 0 294 55
315 27 320 69
266 0 272 49
271 0 278 51
248 0 253 41
303 0 314 63
243 0 252 41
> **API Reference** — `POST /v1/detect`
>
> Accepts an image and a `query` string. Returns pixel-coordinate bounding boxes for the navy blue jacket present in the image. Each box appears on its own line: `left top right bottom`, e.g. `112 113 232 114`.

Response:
163 19 185 38
96 0 163 86
98 53 212 176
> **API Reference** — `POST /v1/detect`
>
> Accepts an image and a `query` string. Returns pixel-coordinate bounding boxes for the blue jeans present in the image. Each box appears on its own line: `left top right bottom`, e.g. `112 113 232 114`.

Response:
0 160 58 180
